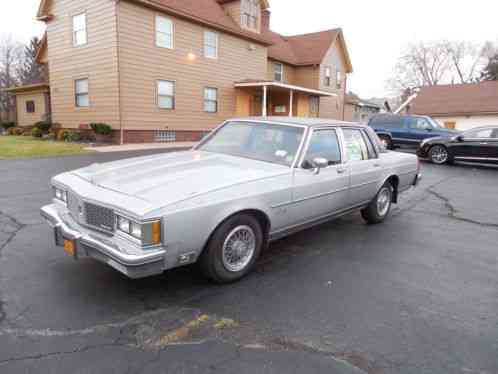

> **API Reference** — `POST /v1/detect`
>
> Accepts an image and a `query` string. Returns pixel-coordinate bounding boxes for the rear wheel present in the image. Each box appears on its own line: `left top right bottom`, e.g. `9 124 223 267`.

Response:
378 135 393 150
199 214 264 283
429 145 451 164
361 182 393 224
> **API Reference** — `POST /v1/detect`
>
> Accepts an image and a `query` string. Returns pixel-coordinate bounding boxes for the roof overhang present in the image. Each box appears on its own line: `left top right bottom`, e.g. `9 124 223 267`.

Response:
36 0 54 21
35 33 48 64
3 83 50 94
235 81 337 97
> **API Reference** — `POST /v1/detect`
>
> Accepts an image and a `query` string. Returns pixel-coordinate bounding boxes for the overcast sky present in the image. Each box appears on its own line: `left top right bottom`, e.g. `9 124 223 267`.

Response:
1 0 497 98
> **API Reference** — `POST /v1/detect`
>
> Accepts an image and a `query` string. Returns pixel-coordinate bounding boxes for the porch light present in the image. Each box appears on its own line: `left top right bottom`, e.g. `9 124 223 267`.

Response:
187 52 196 61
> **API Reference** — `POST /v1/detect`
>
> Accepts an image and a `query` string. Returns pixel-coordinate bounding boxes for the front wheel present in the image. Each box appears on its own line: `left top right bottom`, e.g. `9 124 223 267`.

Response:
199 214 264 283
361 183 393 224
429 145 451 164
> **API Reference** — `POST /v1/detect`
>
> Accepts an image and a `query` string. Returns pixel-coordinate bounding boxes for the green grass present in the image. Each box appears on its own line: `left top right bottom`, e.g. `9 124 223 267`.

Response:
0 136 91 160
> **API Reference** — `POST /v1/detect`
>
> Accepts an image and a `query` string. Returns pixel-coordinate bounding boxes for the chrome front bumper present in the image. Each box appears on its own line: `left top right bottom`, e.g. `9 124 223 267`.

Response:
40 204 166 279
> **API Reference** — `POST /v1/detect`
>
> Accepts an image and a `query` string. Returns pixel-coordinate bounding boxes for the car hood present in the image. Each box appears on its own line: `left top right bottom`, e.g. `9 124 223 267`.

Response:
435 128 460 137
71 151 288 206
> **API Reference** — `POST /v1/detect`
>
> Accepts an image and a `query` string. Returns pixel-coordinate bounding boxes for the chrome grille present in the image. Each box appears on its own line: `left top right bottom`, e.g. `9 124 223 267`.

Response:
67 192 82 223
84 203 115 232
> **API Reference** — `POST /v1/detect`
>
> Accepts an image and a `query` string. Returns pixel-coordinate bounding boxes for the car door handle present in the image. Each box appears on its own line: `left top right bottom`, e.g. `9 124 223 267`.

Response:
479 142 488 145
337 166 348 174
373 162 381 168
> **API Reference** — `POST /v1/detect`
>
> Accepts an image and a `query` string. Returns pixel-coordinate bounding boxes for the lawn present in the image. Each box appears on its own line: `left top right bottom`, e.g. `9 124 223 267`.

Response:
0 136 91 159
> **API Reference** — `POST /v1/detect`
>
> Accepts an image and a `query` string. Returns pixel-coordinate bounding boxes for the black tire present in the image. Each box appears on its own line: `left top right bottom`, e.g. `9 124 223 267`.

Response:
428 144 452 165
199 214 264 283
378 135 393 150
361 182 394 224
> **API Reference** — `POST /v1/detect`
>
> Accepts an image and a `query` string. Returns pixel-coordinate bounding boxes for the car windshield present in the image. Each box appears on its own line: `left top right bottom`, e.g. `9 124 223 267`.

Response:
198 121 305 166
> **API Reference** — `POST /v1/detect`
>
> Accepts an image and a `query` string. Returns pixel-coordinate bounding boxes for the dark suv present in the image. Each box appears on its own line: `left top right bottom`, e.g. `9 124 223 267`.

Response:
368 114 459 149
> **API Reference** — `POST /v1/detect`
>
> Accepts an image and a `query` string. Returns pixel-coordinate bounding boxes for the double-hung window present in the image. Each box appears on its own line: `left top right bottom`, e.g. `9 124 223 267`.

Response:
324 66 331 86
26 101 35 113
204 31 218 59
204 88 218 113
336 69 342 88
73 13 87 46
241 0 259 30
156 15 173 49
75 78 89 107
157 80 175 109
274 62 283 82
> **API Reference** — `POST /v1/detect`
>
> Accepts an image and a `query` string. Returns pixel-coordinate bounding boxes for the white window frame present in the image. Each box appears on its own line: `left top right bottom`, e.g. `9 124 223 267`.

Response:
204 87 218 113
75 78 89 108
204 31 218 59
72 13 87 46
157 80 175 110
274 62 283 82
155 15 174 49
324 66 331 86
241 0 259 30
336 69 342 88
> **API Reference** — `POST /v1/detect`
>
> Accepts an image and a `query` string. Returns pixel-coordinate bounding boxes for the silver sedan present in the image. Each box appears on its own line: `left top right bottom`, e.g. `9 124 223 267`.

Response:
41 118 421 282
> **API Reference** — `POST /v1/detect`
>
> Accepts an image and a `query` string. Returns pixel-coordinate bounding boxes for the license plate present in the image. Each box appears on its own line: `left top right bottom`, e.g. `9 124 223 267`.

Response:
63 239 75 257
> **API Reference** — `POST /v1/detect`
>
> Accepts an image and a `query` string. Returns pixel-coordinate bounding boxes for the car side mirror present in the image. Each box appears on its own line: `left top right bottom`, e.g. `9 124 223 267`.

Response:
455 135 464 142
312 157 328 174
426 127 433 132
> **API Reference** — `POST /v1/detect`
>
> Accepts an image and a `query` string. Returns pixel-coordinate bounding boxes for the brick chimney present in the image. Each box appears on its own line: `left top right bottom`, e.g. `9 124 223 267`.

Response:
261 9 271 31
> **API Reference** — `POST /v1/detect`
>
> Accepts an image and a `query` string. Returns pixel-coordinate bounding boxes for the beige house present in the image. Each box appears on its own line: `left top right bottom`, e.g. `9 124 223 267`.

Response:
19 0 353 143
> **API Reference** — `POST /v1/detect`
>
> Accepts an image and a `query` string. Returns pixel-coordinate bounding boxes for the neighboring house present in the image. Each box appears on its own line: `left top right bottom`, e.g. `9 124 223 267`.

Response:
344 95 380 123
407 81 498 131
9 0 353 143
4 83 51 127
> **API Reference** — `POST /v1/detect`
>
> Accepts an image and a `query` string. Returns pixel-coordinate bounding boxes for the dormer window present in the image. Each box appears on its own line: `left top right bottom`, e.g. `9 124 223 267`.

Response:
241 0 259 30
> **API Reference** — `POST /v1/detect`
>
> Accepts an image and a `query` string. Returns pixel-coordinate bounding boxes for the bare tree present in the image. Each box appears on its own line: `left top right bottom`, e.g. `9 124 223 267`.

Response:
444 41 489 83
0 35 23 122
387 41 452 94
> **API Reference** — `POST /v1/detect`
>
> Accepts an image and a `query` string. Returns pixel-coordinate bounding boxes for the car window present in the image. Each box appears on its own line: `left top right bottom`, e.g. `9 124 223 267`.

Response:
361 131 377 159
464 128 494 139
342 128 370 161
408 117 431 130
302 129 341 167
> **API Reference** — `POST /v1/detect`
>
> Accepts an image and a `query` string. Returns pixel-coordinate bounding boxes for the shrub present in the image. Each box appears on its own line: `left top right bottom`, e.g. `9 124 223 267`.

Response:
31 127 43 138
64 131 82 142
46 131 56 140
1 122 16 131
7 127 24 136
34 121 52 133
57 129 68 141
90 123 112 135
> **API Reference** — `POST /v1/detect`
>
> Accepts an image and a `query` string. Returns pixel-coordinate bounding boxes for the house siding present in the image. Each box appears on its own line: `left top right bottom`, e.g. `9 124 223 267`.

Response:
318 41 347 120
46 0 120 130
116 1 267 133
15 90 49 127
433 114 498 131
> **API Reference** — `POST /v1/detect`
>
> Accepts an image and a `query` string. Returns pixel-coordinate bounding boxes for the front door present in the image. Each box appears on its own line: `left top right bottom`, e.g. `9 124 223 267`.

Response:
291 129 350 225
341 128 383 206
452 127 498 161
406 116 436 144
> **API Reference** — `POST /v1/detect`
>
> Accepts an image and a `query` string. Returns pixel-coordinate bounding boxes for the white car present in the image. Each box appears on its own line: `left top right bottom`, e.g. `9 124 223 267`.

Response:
41 118 421 283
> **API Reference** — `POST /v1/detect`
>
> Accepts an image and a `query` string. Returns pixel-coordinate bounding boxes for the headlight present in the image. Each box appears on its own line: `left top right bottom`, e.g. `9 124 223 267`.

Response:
117 215 161 246
53 187 67 204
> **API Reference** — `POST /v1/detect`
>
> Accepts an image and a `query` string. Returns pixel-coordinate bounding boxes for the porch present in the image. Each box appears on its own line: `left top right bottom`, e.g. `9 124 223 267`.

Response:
234 81 336 118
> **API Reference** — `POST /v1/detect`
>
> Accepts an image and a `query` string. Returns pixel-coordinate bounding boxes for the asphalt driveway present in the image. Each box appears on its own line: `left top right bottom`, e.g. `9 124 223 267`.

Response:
0 151 497 373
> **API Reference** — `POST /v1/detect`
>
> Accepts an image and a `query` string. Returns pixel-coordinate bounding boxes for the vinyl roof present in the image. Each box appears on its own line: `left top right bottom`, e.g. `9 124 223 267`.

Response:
227 117 362 127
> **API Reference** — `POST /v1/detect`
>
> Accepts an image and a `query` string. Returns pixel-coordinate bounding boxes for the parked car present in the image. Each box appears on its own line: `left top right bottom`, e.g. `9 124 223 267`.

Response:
417 126 498 165
368 114 459 149
41 118 421 283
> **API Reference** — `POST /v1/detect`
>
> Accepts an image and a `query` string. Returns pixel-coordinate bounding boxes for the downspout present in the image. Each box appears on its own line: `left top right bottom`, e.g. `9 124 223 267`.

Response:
115 0 124 145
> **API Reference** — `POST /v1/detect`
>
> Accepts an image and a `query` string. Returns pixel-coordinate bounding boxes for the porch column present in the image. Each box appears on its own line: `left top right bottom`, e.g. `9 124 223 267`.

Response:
262 85 267 117
289 90 294 117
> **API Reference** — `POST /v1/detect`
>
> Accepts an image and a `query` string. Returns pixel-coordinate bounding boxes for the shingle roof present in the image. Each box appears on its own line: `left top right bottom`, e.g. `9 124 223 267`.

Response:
410 81 498 116
264 28 353 71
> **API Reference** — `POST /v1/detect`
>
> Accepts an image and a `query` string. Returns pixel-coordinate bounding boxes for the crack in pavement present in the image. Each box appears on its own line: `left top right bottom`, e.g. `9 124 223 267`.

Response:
0 210 26 327
427 188 498 229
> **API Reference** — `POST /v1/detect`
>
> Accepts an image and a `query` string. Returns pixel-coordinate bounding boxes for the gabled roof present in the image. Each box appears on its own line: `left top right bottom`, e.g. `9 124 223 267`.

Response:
217 0 270 8
126 0 272 45
264 28 353 72
410 81 498 117
36 0 53 21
